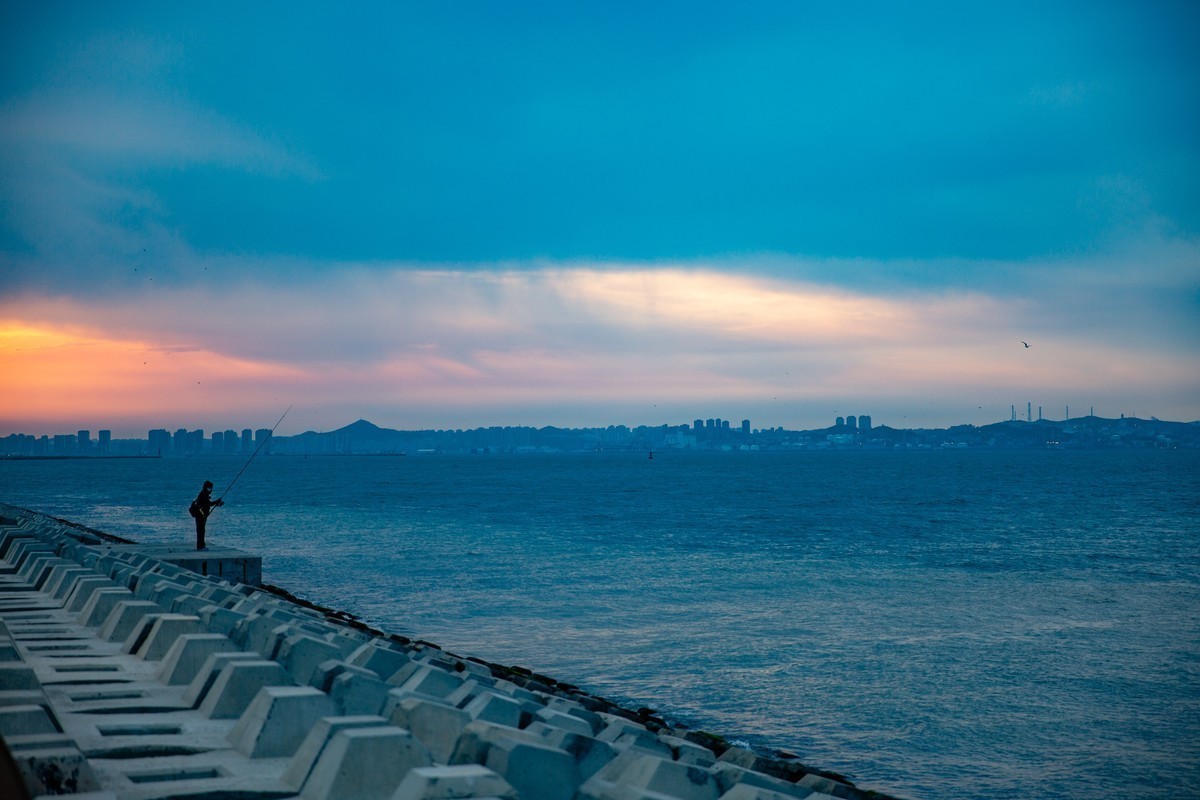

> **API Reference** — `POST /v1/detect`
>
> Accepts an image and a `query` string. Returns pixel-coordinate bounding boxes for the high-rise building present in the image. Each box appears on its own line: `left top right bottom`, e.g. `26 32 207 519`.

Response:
846 415 857 430
241 429 253 454
859 415 872 431
836 416 844 428
741 419 750 437
149 429 171 456
77 430 91 453
98 430 111 455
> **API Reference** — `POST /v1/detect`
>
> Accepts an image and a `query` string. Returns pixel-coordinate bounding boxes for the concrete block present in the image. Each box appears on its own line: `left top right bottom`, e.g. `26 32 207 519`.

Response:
132 573 182 602
329 668 390 716
388 695 471 763
8 743 102 796
279 633 345 685
199 658 292 719
659 734 717 767
309 659 357 692
170 592 214 616
229 685 336 759
536 707 597 736
539 729 619 782
134 614 206 661
299 725 433 800
446 677 502 709
347 640 412 680
392 764 518 800
710 763 812 799
41 565 91 599
200 603 247 636
8 540 53 568
464 690 525 728
0 664 41 690
282 715 391 791
0 529 37 558
236 614 298 659
717 786 810 800
473 727 580 800
150 581 195 609
64 576 117 613
109 563 141 590
120 612 169 655
77 586 135 627
598 719 673 759
156 633 240 685
391 662 466 700
585 752 721 800
20 555 68 589
97 600 161 643
0 703 58 736
199 585 243 607
182 651 265 707
798 774 858 799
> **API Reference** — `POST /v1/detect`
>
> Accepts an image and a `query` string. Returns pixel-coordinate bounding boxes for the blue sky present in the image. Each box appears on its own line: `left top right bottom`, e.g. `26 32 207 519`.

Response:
1 2 1197 436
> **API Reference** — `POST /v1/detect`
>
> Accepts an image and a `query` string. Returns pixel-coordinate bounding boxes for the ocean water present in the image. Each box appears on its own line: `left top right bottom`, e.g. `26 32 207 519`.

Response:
2 449 1198 800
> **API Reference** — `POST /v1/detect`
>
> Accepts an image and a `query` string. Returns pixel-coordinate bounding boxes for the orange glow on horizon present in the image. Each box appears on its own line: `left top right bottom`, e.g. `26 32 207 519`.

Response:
0 321 305 432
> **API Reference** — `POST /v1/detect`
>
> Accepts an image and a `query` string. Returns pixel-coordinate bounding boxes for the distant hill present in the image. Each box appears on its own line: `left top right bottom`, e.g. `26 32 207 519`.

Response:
331 419 398 437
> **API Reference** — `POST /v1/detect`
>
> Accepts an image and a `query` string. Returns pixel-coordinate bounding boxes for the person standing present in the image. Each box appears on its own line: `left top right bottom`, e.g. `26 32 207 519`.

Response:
189 480 223 550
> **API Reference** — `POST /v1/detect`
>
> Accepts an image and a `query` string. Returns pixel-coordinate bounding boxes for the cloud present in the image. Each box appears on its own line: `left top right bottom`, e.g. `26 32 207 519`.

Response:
0 78 320 291
3 248 1196 435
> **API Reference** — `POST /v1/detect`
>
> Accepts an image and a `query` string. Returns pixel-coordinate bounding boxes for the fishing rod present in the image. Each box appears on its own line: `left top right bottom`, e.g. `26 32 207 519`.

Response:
218 404 292 503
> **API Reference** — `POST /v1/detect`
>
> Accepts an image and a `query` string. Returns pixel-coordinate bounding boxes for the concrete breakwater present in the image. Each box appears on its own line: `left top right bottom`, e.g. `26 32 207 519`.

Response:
0 503 904 800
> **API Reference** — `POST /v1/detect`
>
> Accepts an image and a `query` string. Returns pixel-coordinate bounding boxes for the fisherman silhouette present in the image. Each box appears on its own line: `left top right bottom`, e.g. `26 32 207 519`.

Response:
189 480 224 550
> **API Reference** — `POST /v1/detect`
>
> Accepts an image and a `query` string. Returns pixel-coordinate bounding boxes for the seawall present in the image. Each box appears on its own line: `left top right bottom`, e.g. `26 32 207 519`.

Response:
0 502 905 800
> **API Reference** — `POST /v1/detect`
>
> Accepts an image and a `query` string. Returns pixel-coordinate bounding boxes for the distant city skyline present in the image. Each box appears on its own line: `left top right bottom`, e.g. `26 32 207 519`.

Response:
2 4 1197 436
2 404 1191 445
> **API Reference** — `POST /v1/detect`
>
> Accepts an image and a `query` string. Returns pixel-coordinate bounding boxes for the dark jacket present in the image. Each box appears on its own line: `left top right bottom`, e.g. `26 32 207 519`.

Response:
192 487 221 519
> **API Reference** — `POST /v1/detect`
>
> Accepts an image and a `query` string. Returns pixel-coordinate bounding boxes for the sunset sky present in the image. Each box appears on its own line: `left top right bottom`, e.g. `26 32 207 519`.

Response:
2 1 1198 438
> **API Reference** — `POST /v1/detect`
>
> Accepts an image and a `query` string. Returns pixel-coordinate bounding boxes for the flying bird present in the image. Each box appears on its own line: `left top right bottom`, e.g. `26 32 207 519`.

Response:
1022 341 1030 348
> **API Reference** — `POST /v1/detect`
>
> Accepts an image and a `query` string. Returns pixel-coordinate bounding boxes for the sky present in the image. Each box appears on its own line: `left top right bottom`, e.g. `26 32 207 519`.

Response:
1 1 1198 438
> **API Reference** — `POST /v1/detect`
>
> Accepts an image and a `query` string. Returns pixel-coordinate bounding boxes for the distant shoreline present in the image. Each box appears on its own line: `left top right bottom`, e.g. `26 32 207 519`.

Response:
0 454 162 461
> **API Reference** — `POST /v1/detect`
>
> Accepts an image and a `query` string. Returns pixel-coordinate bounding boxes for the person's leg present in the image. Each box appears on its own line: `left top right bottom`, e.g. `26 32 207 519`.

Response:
196 516 206 550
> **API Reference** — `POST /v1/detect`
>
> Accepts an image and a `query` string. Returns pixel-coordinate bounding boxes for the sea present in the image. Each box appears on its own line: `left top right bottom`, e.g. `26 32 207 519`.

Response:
2 448 1197 800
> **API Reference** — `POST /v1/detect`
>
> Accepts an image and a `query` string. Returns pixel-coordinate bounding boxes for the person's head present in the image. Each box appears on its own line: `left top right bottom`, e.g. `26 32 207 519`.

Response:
203 480 214 491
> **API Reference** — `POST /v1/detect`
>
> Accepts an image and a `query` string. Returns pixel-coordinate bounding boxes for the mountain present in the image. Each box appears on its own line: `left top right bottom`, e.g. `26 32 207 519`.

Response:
331 419 398 437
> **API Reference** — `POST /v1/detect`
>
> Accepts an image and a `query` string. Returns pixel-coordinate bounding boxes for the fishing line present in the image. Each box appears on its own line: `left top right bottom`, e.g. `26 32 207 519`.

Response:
218 404 292 502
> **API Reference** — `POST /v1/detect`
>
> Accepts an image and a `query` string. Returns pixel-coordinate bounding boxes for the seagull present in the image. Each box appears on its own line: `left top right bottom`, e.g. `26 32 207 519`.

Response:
1022 341 1030 348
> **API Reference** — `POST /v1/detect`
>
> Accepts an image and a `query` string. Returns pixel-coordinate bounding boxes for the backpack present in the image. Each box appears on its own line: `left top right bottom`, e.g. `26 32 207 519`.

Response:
188 500 200 519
